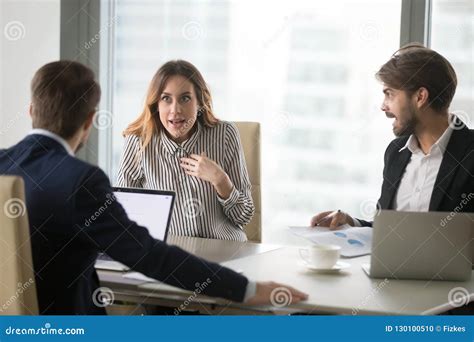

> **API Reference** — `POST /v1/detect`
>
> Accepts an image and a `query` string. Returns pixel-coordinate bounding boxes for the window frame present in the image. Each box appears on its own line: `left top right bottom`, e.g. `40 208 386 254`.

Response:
60 0 432 175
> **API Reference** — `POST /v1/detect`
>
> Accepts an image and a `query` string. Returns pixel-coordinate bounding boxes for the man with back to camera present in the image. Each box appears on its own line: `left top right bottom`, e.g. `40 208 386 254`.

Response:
311 43 474 228
0 60 307 314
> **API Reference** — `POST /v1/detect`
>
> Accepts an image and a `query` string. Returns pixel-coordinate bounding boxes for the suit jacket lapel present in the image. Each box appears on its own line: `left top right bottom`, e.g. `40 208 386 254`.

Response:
381 145 412 209
429 125 471 211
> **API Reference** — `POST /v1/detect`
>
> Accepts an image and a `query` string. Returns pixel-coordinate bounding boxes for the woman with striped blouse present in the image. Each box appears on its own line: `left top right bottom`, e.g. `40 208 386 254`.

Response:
116 60 254 241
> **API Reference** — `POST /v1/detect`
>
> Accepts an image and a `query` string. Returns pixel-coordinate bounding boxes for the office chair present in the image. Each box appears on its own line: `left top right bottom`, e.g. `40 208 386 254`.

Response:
0 176 38 315
233 122 262 243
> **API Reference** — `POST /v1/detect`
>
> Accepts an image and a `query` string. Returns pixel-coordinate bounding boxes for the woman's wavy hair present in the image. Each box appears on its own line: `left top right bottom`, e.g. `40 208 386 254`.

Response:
123 60 218 147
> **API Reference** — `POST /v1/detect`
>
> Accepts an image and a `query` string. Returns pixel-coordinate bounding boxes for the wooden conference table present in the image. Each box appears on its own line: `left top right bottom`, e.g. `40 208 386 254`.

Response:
97 235 474 315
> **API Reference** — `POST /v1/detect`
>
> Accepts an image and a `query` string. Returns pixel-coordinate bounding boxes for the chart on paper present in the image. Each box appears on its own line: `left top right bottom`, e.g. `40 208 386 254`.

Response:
289 225 373 257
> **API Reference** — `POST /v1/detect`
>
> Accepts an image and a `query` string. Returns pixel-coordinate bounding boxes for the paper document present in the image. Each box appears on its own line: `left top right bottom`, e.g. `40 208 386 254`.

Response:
289 225 373 257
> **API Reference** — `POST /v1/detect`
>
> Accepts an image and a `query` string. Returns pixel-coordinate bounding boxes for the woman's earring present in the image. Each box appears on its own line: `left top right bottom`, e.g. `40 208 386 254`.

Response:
197 108 203 116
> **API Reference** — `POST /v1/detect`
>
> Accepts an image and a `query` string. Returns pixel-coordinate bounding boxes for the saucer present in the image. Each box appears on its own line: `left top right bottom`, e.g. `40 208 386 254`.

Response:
300 260 351 273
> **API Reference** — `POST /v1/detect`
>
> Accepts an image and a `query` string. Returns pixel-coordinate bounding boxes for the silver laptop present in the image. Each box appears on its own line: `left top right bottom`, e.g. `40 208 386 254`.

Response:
95 187 175 271
362 210 473 281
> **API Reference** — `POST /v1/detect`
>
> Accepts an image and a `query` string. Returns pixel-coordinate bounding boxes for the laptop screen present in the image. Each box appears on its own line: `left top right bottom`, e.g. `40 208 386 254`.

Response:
113 188 175 242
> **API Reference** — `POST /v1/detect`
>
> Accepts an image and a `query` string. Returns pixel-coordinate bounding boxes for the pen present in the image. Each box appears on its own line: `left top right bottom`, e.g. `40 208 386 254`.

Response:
316 209 341 226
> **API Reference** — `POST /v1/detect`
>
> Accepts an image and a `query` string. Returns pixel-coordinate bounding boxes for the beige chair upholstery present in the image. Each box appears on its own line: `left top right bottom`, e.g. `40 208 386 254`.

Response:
0 176 38 315
233 122 262 243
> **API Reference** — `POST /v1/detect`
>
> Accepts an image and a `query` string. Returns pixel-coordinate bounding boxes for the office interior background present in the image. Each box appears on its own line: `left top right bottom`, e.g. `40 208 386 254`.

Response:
0 0 472 245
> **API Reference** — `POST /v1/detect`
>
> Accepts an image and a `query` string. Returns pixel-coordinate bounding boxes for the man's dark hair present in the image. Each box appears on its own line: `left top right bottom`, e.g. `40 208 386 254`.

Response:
376 43 457 111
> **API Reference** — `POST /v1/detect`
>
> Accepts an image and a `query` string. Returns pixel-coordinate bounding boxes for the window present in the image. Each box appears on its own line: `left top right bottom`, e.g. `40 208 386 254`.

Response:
109 0 401 244
430 0 473 127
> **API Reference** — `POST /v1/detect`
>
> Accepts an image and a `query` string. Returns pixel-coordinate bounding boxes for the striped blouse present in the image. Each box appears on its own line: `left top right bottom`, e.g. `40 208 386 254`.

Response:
116 120 254 241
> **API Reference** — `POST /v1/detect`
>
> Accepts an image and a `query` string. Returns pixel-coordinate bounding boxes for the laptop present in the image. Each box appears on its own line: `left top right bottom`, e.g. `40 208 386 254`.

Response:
362 210 473 281
95 187 175 271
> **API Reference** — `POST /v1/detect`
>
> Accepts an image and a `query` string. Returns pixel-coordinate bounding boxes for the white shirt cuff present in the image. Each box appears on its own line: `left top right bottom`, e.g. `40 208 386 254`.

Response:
243 280 257 301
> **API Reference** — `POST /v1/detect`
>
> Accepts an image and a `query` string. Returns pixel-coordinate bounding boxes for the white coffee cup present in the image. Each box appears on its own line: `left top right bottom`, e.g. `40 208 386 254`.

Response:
299 245 341 269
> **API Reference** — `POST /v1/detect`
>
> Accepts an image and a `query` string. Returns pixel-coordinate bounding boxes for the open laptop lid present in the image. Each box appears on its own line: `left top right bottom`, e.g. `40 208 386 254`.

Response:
112 187 175 242
369 210 472 281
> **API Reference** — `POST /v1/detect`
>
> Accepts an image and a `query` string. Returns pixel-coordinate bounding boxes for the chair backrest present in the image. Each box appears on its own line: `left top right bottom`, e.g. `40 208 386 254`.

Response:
232 122 262 243
0 176 38 315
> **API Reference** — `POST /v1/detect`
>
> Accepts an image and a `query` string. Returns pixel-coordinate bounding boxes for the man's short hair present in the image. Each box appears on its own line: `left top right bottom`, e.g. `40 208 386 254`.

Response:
376 43 457 111
31 60 101 139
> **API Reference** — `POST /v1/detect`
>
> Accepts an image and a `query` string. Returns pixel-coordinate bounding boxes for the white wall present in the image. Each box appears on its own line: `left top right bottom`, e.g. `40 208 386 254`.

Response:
0 0 60 148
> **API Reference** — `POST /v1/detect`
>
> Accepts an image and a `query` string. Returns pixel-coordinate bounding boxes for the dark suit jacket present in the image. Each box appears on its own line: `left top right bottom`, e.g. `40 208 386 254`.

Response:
0 134 248 314
357 123 474 227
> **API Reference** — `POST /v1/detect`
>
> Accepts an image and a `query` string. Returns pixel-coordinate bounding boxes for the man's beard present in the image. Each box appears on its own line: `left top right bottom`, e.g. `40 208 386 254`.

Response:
393 106 418 137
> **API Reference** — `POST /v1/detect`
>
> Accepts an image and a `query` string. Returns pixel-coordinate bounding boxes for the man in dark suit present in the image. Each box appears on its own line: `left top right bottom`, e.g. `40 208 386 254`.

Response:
0 61 307 314
311 43 474 228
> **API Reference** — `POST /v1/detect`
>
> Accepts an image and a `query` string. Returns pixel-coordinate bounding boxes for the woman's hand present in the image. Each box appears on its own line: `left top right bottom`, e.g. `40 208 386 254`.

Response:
180 152 223 185
180 152 233 199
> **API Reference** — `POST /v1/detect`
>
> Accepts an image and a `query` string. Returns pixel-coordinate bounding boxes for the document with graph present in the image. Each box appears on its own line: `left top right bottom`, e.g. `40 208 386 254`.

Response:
289 225 373 257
